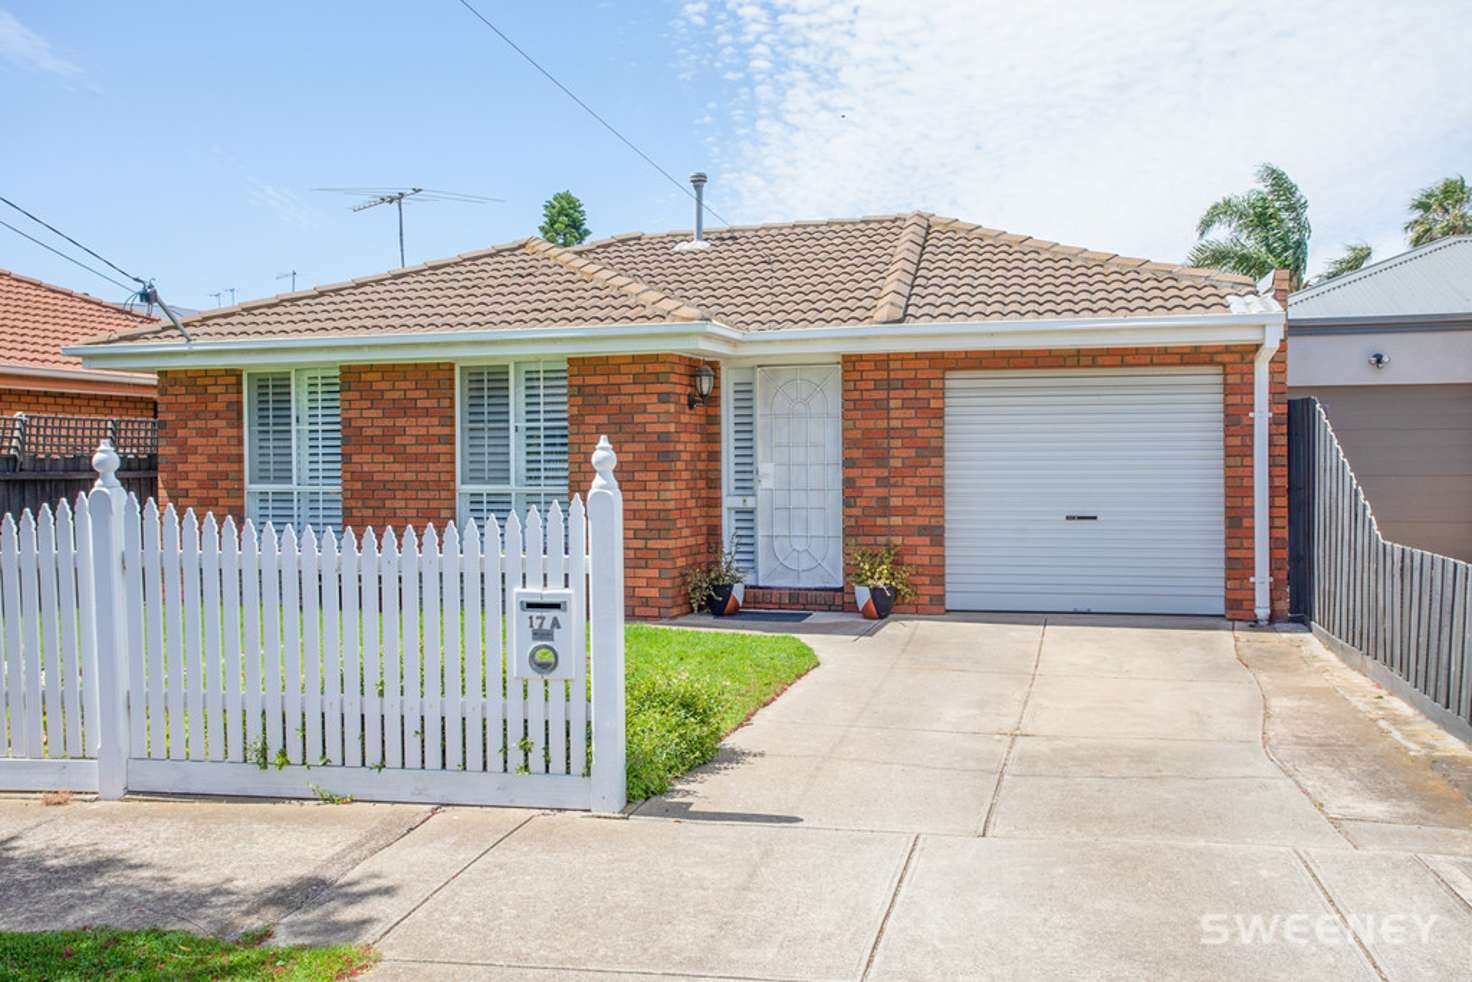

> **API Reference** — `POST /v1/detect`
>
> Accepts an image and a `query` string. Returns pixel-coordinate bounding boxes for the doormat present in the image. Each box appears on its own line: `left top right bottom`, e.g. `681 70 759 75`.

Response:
734 611 812 623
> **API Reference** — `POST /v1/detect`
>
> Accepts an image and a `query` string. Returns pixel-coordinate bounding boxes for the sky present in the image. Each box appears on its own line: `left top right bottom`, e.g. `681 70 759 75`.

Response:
2 0 1468 312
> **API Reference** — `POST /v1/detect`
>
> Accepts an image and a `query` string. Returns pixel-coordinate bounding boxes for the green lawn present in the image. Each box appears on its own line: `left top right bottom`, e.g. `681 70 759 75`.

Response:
623 625 816 799
0 927 376 981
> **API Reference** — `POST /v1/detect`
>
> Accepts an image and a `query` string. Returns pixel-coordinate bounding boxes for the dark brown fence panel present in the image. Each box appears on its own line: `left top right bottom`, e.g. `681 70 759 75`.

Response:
1291 397 1472 739
0 413 157 520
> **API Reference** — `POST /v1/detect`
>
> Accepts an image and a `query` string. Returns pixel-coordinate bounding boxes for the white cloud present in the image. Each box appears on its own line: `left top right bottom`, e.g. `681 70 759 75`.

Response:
0 9 83 78
686 0 1472 275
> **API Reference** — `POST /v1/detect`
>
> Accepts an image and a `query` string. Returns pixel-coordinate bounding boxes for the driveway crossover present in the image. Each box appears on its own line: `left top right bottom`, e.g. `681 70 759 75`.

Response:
3 615 1471 980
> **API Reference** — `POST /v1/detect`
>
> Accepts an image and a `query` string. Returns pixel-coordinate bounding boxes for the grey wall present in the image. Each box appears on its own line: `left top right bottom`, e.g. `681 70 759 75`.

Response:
1290 383 1472 561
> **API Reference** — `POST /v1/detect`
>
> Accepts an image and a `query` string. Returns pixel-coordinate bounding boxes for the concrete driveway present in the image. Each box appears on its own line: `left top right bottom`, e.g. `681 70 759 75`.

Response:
3 616 1471 980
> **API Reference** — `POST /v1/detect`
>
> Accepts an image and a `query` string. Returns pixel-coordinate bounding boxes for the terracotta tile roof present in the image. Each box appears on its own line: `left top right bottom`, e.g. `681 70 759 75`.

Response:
0 269 157 377
901 217 1254 321
576 215 907 329
92 213 1260 347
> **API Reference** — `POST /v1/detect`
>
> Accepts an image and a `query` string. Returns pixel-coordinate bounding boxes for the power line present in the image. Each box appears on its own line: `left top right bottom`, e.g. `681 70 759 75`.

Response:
0 194 147 286
452 0 732 228
0 216 135 293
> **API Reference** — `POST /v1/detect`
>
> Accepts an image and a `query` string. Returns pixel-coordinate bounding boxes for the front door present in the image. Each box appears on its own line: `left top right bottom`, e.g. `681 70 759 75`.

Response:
755 365 843 587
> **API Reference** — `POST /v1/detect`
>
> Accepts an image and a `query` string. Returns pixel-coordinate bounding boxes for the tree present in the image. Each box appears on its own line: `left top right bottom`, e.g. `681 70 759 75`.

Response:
1315 242 1373 284
1187 163 1311 289
539 191 591 247
1404 175 1471 247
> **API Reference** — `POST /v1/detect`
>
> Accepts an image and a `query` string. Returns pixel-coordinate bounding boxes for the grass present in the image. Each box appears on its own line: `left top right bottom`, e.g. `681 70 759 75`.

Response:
622 625 816 799
0 927 376 981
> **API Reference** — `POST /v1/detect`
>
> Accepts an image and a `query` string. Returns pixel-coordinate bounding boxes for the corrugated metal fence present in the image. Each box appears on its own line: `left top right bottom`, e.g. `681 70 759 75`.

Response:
1288 397 1471 737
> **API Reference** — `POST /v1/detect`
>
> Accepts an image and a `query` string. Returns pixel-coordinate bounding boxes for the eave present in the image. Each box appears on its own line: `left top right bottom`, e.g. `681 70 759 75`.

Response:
67 311 1285 372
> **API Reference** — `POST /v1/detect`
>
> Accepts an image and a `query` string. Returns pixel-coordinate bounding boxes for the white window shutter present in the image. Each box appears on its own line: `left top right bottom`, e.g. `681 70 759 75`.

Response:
247 373 293 484
727 369 757 575
518 362 569 492
456 360 569 528
461 365 512 485
245 368 342 532
299 369 341 488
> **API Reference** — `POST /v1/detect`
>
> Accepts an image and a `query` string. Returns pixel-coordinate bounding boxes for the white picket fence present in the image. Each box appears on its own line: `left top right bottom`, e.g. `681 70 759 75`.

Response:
0 437 626 812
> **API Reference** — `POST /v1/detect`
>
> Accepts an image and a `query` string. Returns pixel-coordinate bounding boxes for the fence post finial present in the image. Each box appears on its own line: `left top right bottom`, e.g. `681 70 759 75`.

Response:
91 439 122 492
591 435 618 491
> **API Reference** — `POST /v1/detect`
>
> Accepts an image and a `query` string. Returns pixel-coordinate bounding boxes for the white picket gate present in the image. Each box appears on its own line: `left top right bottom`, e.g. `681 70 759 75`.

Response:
0 437 626 812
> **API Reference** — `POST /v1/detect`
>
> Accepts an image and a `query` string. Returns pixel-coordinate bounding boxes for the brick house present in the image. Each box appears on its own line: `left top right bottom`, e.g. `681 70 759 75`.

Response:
0 269 158 418
73 213 1288 622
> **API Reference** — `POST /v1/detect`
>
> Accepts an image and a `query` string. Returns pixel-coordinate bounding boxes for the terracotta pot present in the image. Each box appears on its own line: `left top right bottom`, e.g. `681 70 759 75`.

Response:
706 582 742 617
854 584 896 620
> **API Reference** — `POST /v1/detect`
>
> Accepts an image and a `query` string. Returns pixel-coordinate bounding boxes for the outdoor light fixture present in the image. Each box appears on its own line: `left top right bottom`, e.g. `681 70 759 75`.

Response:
689 363 715 408
1368 352 1390 370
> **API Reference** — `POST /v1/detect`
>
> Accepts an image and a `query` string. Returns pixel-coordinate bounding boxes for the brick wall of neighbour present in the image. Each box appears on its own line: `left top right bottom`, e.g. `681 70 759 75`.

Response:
339 362 457 531
569 354 721 619
0 386 156 419
842 345 1290 622
156 369 244 519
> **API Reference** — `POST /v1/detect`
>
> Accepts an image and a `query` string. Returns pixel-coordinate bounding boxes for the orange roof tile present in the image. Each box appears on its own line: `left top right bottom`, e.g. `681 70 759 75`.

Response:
94 214 1260 347
0 269 157 378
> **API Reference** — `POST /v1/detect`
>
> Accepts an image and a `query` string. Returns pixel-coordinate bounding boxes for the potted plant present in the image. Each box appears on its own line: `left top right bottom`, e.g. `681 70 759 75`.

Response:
685 547 746 616
848 541 916 620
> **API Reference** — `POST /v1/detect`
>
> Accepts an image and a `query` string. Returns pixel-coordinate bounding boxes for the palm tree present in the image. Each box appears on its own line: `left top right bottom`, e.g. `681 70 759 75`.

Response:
1188 163 1310 289
1404 176 1471 247
1315 243 1373 284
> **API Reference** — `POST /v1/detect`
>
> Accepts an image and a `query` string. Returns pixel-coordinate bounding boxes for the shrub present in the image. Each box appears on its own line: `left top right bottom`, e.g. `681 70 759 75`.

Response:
623 671 726 800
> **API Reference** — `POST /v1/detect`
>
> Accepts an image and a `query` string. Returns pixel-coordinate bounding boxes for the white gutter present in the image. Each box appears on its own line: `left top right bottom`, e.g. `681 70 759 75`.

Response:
1252 318 1284 623
0 362 157 387
68 311 1282 371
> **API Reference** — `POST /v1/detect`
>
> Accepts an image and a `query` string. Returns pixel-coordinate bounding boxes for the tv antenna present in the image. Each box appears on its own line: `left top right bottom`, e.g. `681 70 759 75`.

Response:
276 269 299 292
312 187 504 267
209 290 224 307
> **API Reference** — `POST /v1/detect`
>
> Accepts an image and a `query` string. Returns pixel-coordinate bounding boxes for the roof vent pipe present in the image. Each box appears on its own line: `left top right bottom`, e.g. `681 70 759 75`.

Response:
674 172 712 252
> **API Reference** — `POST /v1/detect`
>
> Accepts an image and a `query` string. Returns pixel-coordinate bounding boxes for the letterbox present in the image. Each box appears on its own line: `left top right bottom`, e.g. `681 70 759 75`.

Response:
510 588 575 679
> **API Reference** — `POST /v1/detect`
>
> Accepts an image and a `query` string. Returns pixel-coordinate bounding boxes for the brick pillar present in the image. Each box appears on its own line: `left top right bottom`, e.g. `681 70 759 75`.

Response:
339 362 457 531
568 354 721 619
841 353 946 614
1271 268 1292 308
156 369 244 519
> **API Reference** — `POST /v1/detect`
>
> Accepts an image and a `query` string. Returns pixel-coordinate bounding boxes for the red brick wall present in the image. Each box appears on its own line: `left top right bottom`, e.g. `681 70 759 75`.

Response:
568 354 721 619
0 386 155 419
339 362 457 531
843 345 1290 622
157 369 244 519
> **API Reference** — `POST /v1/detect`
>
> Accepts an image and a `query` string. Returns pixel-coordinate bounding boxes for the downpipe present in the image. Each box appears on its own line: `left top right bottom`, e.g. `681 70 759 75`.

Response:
1252 319 1283 624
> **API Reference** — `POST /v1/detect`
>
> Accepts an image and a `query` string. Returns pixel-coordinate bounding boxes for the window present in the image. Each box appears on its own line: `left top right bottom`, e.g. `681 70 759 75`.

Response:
245 368 342 531
723 366 757 576
459 361 569 527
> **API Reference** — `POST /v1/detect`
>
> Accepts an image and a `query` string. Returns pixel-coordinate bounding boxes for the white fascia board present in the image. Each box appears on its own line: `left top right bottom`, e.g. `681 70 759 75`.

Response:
68 311 1281 370
67 322 740 370
0 362 157 387
735 312 1282 355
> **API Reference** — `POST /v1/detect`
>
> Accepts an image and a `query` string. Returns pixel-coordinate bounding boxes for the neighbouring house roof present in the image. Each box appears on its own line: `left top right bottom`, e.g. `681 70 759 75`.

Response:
88 213 1261 348
1290 236 1472 320
0 269 157 385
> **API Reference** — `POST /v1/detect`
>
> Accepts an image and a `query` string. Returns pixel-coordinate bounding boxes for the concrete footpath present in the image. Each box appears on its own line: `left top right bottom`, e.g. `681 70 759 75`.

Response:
2 616 1471 980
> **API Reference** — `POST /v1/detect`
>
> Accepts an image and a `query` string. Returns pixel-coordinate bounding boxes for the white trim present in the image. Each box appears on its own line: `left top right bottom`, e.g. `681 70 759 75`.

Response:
1252 321 1283 623
0 757 98 791
0 362 156 387
126 758 594 809
69 312 1284 371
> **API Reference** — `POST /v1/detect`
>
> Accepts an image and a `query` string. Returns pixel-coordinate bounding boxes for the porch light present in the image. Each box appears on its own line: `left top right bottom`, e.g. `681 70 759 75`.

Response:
689 363 715 409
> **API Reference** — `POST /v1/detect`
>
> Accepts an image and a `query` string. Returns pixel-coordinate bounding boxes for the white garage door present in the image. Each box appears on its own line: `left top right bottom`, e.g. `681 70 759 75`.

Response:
945 369 1225 615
